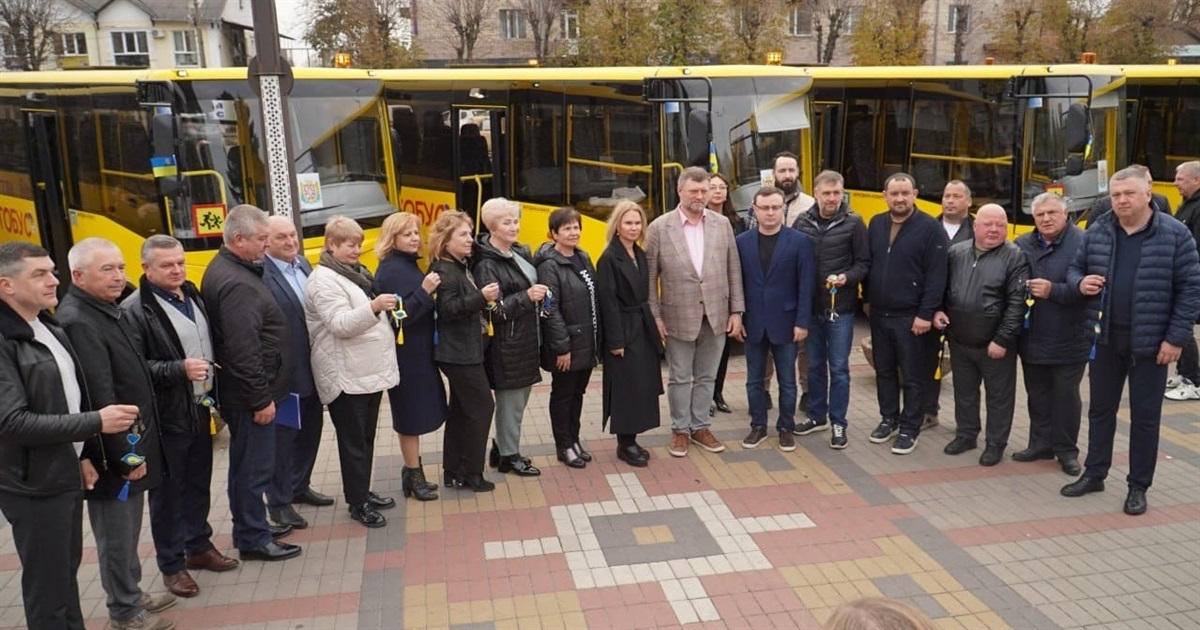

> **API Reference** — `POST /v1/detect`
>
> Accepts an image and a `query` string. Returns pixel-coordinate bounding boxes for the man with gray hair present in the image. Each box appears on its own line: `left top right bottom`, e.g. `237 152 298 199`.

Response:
123 234 239 599
201 205 300 560
57 237 176 629
1013 193 1089 475
647 166 745 457
934 205 1029 467
1063 167 1200 515
1164 160 1200 401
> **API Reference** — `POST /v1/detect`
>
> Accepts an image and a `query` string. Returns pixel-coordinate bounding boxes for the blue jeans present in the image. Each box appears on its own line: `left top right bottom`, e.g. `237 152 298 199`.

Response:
745 336 798 431
806 314 855 427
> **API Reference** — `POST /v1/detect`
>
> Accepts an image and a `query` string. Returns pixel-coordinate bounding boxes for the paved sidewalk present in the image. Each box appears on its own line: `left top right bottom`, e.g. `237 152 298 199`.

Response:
2 322 1198 629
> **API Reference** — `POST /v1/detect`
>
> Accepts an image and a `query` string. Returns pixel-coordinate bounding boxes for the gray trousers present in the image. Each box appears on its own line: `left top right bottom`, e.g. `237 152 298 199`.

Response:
88 492 146 622
949 341 1018 446
494 386 532 456
666 319 725 433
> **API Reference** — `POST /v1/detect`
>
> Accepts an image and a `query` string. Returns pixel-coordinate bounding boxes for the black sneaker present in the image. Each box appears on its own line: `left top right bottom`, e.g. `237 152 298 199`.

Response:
741 426 768 449
793 419 829 436
869 419 898 443
830 424 848 450
890 433 917 455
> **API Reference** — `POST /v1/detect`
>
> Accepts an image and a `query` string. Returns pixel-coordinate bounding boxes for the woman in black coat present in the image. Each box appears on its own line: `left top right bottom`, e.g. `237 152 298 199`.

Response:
596 201 663 467
471 198 548 477
375 212 445 502
429 211 501 492
535 207 600 469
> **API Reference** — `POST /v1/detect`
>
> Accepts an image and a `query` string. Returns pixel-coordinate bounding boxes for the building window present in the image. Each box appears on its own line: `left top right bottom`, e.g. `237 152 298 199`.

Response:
499 9 526 39
947 5 970 33
60 32 87 56
560 9 579 41
173 30 198 66
111 31 149 66
788 7 813 37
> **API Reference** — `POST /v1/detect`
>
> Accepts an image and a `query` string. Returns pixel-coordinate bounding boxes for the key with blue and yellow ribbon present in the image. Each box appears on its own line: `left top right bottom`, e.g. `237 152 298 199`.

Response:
391 294 408 345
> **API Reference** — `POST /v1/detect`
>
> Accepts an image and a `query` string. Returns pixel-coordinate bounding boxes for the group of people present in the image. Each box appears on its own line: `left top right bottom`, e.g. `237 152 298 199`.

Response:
1 151 1197 629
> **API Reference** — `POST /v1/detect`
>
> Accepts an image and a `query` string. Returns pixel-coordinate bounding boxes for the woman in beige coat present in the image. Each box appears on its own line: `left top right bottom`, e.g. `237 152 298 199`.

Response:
305 216 400 528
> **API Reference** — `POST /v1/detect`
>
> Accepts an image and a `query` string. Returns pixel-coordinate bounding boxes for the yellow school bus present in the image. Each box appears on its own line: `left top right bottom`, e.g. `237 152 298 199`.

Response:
805 64 1129 236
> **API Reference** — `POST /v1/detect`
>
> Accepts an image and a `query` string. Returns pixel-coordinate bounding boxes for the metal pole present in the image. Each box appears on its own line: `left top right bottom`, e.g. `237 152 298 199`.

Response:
249 0 301 236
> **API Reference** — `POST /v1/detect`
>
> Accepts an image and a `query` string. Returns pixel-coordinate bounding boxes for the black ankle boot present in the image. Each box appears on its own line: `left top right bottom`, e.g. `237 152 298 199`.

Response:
402 468 438 501
458 473 495 492
417 457 437 492
573 441 593 462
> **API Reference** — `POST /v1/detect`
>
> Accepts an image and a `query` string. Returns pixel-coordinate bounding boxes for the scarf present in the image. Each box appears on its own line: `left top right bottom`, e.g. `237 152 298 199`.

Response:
319 250 376 298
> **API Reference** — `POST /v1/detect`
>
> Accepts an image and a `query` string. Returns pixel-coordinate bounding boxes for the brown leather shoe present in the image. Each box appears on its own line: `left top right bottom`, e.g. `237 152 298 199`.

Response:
185 548 240 572
690 428 726 453
163 570 199 598
669 432 689 457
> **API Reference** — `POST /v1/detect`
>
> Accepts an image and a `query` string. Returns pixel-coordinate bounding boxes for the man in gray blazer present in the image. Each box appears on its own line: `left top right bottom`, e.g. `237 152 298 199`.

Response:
647 166 746 457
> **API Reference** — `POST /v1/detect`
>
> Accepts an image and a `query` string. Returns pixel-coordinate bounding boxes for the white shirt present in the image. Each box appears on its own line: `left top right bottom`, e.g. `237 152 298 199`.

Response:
29 317 83 454
943 220 962 241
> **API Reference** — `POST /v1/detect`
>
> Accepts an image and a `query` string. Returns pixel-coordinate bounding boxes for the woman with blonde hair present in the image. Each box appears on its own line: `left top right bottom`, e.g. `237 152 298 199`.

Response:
824 597 938 630
595 201 662 466
429 211 501 491
375 212 443 502
306 215 399 527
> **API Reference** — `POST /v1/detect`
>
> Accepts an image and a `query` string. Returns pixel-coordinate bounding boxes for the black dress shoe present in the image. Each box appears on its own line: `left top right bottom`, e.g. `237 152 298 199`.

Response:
573 441 593 462
498 455 542 476
713 395 732 414
1059 457 1082 476
240 540 301 561
367 491 396 510
268 505 309 529
617 445 649 467
943 436 977 455
269 524 293 539
1124 488 1148 515
457 473 495 492
349 503 387 528
557 447 586 469
293 487 335 507
1061 476 1105 497
1012 447 1054 462
979 444 1004 467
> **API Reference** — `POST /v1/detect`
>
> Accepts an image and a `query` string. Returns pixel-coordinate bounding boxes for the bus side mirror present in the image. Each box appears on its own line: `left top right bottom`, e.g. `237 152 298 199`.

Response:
1064 103 1089 154
687 110 711 168
151 113 180 197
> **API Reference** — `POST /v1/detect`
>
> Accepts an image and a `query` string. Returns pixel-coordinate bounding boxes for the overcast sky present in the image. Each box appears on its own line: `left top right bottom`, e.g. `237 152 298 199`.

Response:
275 0 306 41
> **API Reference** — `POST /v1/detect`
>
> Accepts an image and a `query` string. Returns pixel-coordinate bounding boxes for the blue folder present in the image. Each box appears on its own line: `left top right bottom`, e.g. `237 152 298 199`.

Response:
276 393 302 430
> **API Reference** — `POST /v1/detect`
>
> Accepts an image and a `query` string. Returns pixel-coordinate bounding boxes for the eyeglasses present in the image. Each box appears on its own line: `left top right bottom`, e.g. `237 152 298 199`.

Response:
753 205 784 212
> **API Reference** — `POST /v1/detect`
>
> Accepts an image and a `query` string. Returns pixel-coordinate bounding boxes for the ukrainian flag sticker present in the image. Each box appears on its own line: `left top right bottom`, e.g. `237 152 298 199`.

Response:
150 155 178 178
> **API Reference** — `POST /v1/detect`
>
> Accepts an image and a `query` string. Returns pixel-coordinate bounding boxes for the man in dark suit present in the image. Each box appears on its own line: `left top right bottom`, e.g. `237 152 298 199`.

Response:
201 205 300 562
262 216 331 529
923 179 975 429
734 185 815 452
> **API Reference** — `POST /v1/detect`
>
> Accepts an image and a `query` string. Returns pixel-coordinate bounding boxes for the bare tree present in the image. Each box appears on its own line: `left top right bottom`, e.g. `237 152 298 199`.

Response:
984 0 1056 63
431 0 495 62
947 0 981 64
518 0 564 63
723 0 786 64
810 0 857 65
0 0 69 71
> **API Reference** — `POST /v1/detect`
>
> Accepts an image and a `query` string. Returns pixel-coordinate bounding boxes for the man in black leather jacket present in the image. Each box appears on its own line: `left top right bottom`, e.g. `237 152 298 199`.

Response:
0 242 137 630
933 205 1029 467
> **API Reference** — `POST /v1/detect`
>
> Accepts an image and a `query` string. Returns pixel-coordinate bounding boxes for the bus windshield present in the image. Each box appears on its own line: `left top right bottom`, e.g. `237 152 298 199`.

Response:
171 78 394 239
715 77 811 211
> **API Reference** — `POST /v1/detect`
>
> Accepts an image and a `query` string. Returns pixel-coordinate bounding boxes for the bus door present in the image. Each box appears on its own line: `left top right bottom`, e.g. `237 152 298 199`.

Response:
644 77 712 216
451 105 508 230
24 110 73 281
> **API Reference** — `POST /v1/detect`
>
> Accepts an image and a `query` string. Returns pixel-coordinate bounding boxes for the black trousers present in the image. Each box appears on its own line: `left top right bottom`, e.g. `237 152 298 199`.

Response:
949 341 1018 446
268 394 324 507
1084 330 1169 490
870 313 941 436
1022 361 1086 458
439 363 495 477
0 489 85 630
549 369 593 450
714 339 733 398
327 391 383 506
149 428 216 574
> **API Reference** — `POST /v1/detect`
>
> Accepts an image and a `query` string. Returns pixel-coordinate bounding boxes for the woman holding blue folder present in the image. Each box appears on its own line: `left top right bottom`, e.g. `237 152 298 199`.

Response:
305 216 400 528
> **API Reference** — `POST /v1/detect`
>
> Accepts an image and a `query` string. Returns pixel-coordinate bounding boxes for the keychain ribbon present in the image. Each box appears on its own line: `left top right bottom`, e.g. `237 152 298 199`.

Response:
1089 286 1106 361
826 275 840 322
390 294 408 345
1023 285 1035 329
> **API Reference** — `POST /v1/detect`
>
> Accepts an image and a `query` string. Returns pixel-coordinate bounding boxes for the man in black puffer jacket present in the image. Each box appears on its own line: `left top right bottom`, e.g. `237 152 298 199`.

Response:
1063 167 1200 516
1014 194 1089 476
933 205 1029 468
791 170 869 449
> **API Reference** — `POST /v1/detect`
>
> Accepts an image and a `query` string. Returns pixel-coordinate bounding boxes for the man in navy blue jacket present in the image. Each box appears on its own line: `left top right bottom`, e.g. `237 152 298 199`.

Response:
1063 167 1200 516
862 173 949 456
734 186 815 452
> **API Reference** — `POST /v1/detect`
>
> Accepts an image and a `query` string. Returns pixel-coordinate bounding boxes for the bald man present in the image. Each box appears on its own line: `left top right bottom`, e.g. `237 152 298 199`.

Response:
934 205 1029 467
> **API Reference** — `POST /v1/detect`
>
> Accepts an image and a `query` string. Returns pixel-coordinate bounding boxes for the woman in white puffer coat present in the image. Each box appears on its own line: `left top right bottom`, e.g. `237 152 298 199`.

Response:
305 215 399 529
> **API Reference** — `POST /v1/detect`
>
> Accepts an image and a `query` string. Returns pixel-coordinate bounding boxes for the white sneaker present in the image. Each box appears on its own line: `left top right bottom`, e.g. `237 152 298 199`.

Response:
1166 375 1185 389
1165 381 1200 401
